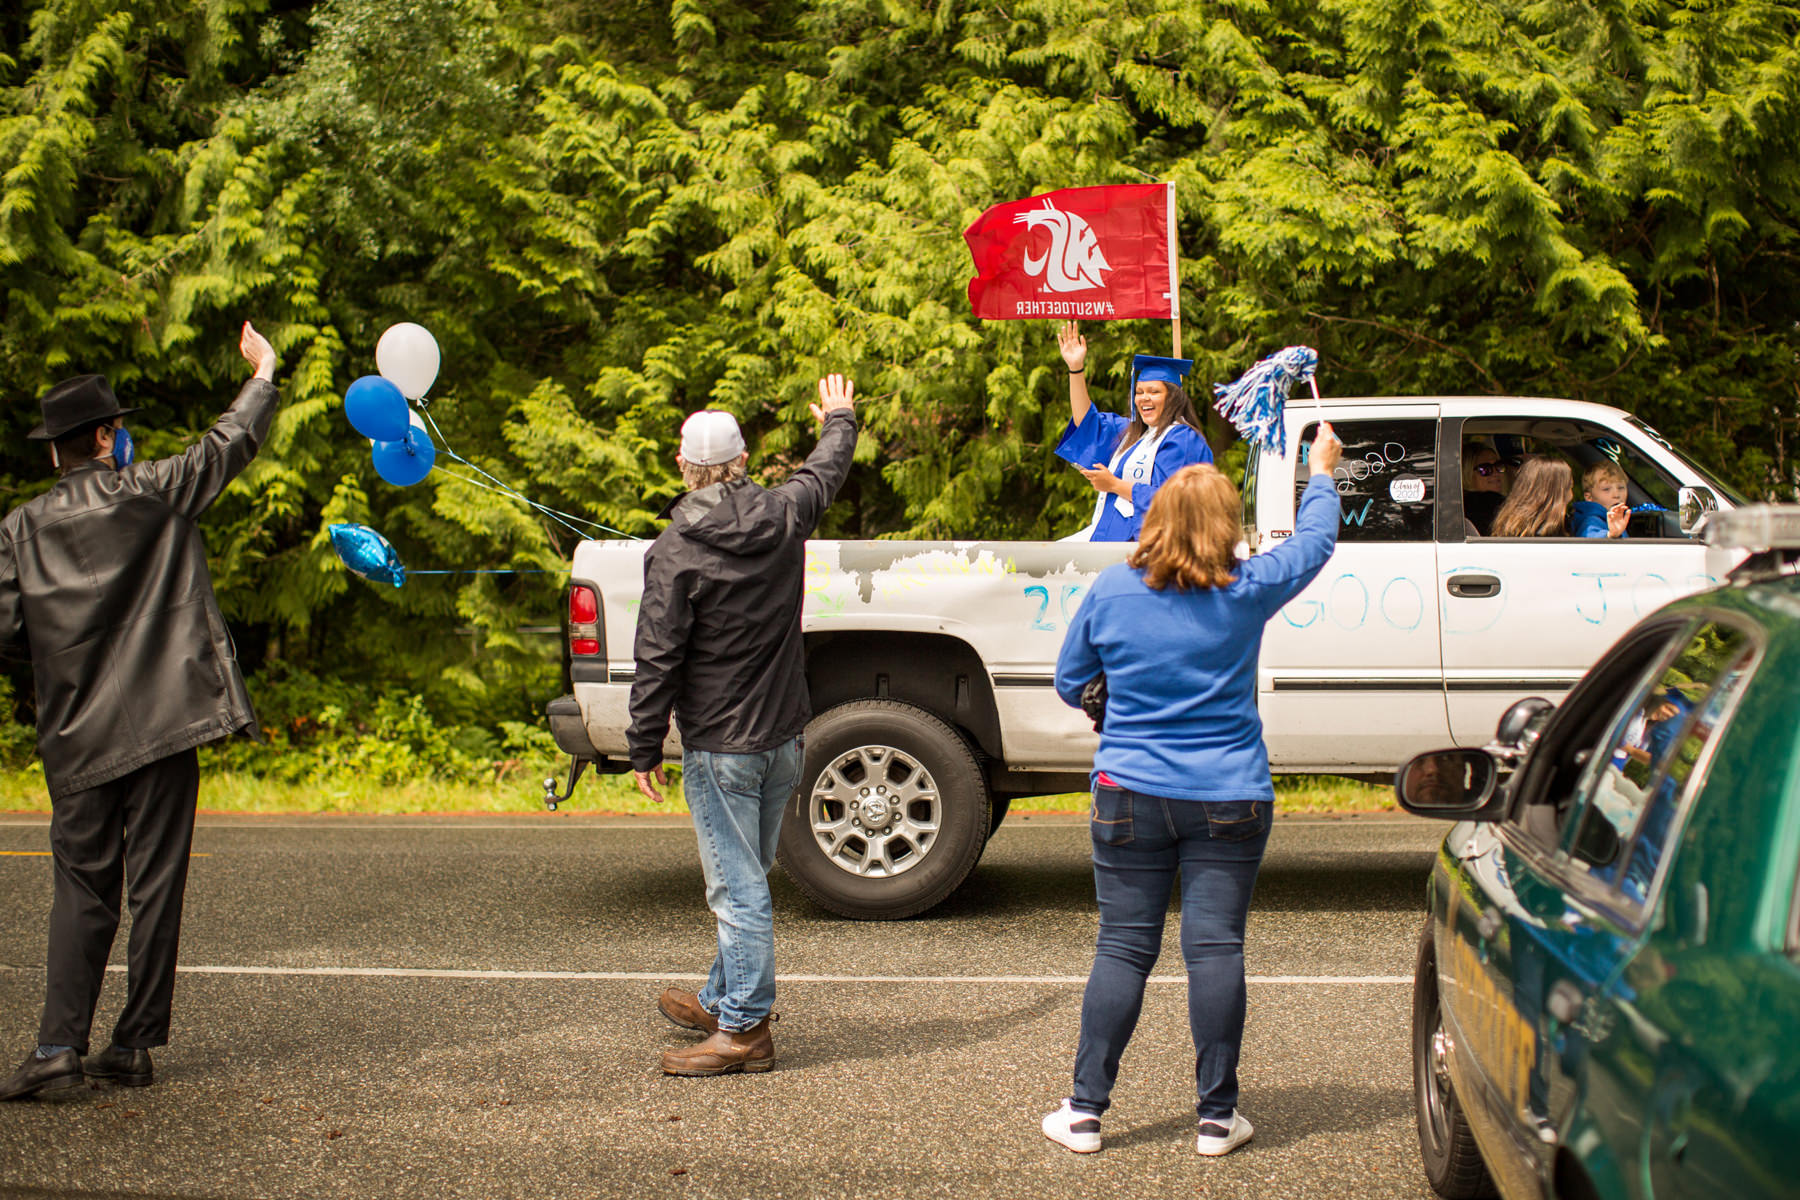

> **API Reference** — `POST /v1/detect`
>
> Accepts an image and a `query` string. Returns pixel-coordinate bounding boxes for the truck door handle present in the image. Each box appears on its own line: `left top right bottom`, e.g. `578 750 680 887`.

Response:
1447 574 1501 598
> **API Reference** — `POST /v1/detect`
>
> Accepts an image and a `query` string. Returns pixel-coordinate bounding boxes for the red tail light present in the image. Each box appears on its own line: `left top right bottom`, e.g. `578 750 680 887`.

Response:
568 585 600 656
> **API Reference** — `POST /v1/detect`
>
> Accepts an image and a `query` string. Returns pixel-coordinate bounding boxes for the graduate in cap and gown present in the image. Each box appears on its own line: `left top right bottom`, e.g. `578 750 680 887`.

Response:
1052 321 1214 541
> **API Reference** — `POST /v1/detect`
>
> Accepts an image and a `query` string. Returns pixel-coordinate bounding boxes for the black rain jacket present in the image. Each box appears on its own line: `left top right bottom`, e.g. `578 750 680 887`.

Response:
0 379 279 797
627 409 857 770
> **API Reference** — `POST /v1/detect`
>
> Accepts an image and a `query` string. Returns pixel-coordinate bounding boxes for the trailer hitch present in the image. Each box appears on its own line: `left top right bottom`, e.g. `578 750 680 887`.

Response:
542 756 590 812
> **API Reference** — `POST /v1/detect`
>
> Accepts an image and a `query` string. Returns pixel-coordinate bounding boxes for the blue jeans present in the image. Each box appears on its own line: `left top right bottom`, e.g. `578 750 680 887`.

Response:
683 737 802 1032
1072 785 1273 1122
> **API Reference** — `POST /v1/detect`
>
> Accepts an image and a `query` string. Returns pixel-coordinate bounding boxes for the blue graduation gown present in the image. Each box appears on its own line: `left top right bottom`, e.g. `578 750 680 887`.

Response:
1054 408 1214 541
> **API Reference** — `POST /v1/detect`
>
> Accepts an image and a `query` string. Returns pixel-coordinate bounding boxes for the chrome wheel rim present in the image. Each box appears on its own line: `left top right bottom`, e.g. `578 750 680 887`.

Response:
807 744 941 878
1419 1006 1455 1152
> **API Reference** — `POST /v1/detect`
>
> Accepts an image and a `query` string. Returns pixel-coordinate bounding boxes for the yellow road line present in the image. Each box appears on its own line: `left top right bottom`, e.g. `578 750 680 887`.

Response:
0 851 211 857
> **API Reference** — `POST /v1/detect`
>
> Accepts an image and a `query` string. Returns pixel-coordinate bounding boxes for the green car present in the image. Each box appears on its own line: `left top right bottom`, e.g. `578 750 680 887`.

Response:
1396 506 1800 1200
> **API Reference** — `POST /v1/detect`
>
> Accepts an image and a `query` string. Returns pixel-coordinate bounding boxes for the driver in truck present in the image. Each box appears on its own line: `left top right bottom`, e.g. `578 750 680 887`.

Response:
627 375 859 1078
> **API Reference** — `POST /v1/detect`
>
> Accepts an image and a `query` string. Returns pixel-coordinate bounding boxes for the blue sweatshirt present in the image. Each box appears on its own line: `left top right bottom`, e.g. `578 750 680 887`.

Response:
1053 473 1340 800
1568 499 1621 539
1054 408 1213 541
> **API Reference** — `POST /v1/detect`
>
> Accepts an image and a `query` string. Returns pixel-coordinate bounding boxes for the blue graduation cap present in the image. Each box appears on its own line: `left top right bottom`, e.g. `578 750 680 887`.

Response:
1130 354 1194 391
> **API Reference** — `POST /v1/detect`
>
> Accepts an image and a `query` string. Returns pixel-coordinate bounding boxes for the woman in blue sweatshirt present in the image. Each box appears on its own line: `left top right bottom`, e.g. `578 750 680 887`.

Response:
1039 424 1342 1159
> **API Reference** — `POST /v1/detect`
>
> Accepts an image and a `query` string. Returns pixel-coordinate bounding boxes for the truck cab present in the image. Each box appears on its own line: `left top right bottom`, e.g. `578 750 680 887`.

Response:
1249 396 1741 776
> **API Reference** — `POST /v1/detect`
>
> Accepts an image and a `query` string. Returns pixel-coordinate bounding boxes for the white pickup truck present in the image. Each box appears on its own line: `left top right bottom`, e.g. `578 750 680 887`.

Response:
545 395 1742 918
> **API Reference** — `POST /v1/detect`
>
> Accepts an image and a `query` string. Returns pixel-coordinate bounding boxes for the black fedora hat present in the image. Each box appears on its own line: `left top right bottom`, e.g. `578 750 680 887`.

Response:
28 375 139 441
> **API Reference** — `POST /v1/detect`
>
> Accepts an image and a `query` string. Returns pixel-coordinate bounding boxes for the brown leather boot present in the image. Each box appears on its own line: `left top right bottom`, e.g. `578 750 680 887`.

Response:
659 1016 777 1076
657 987 719 1034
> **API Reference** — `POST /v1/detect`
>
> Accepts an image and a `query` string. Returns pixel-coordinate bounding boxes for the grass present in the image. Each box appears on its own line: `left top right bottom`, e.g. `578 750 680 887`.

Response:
0 763 1395 816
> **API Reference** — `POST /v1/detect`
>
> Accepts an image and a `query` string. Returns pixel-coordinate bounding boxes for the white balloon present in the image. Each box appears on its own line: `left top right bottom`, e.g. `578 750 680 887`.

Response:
376 322 441 401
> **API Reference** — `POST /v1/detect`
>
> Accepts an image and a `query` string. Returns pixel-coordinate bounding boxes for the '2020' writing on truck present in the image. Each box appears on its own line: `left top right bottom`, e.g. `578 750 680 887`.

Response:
544 395 1744 919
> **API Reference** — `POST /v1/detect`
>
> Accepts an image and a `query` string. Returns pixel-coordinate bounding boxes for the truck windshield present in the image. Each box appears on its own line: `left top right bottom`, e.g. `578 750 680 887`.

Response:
1625 416 1750 506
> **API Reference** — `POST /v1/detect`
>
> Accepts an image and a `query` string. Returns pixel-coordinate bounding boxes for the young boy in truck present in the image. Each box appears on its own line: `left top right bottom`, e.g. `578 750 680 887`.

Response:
1569 460 1631 539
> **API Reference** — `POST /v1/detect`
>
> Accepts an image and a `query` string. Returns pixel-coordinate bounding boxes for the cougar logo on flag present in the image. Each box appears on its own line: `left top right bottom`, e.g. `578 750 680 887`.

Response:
1015 201 1112 293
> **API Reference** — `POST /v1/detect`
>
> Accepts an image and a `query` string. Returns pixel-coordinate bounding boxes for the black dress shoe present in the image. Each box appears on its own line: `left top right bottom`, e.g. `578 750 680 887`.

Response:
0 1049 88 1101
83 1044 153 1087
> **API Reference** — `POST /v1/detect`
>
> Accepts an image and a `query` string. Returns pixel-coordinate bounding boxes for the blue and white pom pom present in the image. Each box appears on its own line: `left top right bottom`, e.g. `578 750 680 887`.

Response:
1211 345 1319 458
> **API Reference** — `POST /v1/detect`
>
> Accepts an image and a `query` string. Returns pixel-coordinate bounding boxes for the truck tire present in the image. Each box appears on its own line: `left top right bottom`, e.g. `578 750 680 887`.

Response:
778 699 990 920
1413 922 1497 1199
987 795 1011 839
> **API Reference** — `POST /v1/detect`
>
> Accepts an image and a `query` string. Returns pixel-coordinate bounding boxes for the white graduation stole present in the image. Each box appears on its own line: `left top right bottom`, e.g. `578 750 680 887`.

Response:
1083 424 1170 534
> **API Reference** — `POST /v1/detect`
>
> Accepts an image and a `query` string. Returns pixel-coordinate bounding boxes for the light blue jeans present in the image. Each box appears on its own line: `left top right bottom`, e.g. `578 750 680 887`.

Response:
684 737 803 1032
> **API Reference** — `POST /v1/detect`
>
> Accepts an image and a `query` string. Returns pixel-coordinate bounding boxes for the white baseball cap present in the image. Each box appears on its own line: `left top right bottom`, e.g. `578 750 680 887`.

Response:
679 410 746 467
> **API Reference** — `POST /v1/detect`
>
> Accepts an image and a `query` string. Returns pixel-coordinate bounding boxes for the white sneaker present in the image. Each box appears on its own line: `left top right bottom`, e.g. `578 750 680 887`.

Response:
1041 1099 1102 1153
1195 1111 1254 1156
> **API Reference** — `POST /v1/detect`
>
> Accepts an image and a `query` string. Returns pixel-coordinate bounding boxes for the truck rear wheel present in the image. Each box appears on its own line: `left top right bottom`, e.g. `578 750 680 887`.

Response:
778 699 990 920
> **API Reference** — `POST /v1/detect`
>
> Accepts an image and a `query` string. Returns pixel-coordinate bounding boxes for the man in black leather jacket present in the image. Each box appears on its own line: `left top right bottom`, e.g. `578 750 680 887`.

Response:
0 322 279 1101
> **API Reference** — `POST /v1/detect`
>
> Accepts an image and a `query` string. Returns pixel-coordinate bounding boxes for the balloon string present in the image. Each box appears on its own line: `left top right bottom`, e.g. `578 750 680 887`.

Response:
430 466 597 540
408 569 564 575
419 411 642 541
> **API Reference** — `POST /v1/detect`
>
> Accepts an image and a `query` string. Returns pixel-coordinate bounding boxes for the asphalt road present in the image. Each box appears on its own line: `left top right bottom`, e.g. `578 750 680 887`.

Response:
0 810 1446 1200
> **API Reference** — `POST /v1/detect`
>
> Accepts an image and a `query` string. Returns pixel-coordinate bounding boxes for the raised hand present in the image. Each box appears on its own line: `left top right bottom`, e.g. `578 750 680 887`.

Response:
1606 503 1630 538
809 373 856 423
1309 422 1343 476
239 321 276 381
1058 321 1087 372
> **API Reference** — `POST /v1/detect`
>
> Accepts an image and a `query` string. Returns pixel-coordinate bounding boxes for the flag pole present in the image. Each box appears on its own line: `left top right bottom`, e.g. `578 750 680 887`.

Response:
1166 181 1181 358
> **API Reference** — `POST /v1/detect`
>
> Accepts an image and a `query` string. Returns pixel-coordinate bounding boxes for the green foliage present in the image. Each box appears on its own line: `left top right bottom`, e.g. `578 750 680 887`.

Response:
1 0 1797 765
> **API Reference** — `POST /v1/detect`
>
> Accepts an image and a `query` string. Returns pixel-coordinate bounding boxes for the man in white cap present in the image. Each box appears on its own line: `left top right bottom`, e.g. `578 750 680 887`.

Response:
628 374 858 1076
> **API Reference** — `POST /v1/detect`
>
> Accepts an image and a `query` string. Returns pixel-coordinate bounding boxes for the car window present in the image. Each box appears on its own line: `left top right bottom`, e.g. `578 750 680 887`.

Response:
1293 419 1435 542
1505 621 1693 852
1458 418 1689 540
1561 622 1753 907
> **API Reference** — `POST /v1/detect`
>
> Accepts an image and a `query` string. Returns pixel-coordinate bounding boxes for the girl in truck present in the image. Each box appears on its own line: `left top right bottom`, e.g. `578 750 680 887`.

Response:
1053 320 1214 541
1490 457 1576 537
1040 423 1342 1160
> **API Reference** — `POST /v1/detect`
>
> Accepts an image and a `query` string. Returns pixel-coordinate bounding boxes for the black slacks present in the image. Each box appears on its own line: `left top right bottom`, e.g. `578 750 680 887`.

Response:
39 748 200 1052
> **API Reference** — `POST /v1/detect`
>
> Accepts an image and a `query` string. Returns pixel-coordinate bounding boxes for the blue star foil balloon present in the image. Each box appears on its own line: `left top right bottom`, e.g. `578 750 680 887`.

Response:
1211 346 1319 459
328 523 407 588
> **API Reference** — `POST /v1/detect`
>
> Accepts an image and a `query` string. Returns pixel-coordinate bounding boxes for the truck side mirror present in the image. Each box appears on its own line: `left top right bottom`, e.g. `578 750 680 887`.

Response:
1570 810 1622 869
1394 749 1502 820
1493 697 1553 750
1679 486 1717 535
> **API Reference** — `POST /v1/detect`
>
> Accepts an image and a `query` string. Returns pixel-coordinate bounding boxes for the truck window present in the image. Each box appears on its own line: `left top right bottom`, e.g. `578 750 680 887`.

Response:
1240 441 1259 542
1293 419 1435 541
1461 418 1691 539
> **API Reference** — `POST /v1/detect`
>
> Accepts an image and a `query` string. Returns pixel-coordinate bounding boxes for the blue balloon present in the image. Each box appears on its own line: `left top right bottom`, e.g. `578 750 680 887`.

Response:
344 375 409 441
328 523 406 588
371 426 436 487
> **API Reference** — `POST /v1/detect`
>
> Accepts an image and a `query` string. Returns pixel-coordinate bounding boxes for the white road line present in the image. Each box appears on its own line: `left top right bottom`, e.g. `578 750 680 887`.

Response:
82 964 1410 985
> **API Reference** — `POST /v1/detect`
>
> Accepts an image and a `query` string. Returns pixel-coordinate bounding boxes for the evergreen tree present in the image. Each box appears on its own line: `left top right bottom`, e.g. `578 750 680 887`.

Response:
2 0 1795 758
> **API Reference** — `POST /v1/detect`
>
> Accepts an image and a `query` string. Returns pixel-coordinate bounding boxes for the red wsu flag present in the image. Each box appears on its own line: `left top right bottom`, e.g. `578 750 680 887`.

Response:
964 183 1176 321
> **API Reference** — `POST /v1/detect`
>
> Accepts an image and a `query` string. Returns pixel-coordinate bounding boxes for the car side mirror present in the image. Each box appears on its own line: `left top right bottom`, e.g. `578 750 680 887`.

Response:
1679 486 1717 535
1394 749 1502 820
1494 697 1553 748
